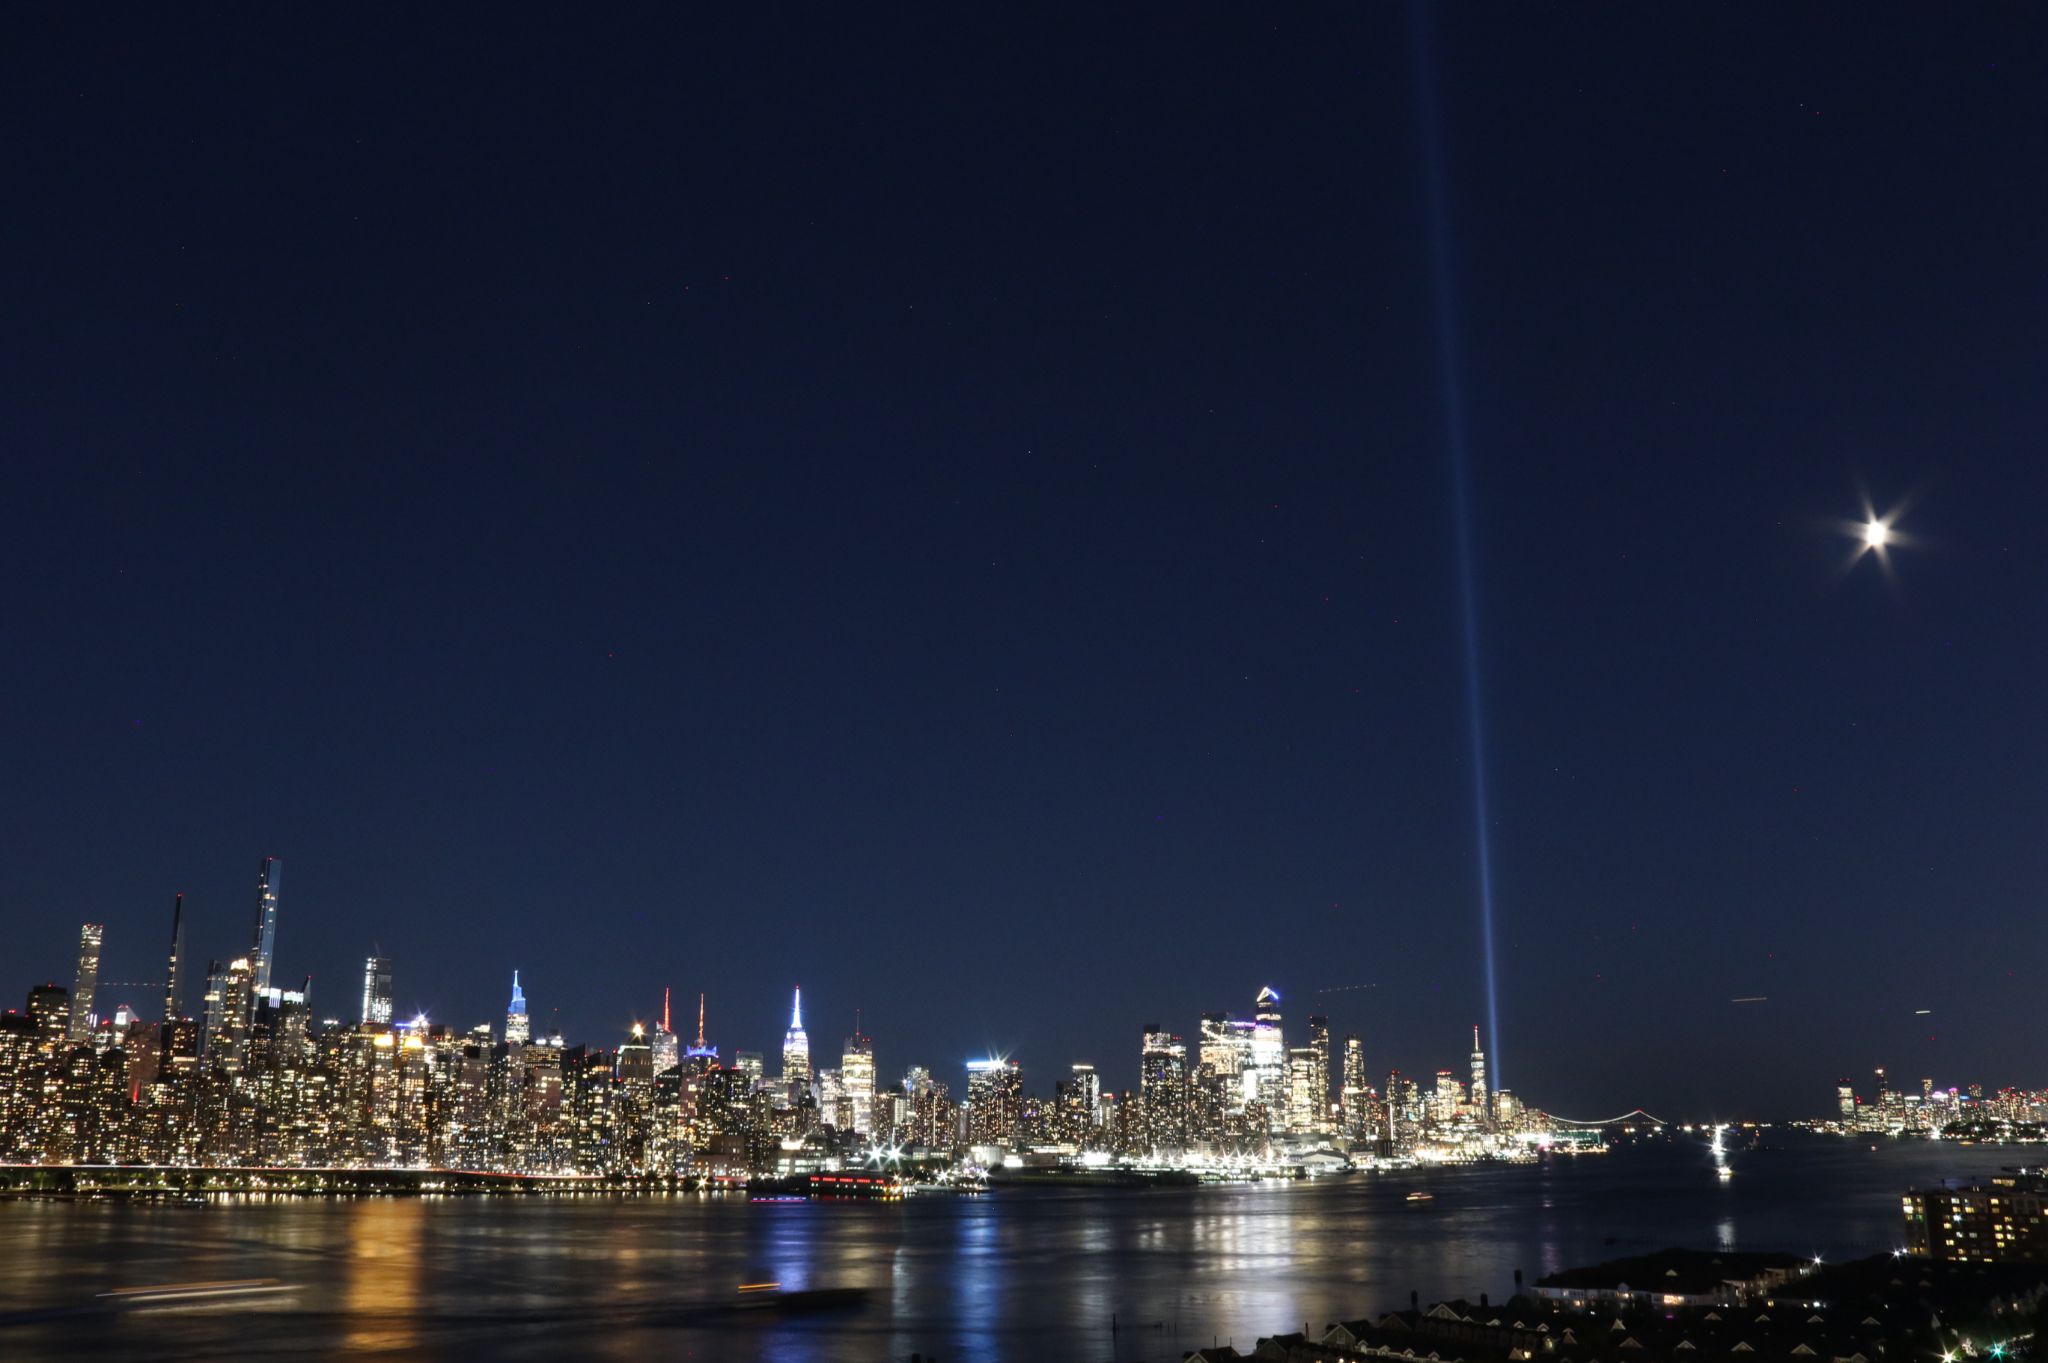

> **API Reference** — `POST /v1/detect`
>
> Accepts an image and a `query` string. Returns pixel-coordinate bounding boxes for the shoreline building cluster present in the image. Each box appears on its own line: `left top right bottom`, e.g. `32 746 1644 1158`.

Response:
1818 1070 2048 1141
1 872 1575 1180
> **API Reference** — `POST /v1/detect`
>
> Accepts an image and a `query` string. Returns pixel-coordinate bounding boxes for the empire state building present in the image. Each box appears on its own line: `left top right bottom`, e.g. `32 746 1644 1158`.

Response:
781 987 811 1106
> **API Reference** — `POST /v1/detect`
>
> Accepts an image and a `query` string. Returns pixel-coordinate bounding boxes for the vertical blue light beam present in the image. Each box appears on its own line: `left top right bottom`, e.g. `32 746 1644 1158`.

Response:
1410 2 1502 1088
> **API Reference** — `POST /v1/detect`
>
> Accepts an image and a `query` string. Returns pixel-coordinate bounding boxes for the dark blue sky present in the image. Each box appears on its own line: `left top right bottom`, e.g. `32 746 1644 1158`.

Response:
4 7 2043 1119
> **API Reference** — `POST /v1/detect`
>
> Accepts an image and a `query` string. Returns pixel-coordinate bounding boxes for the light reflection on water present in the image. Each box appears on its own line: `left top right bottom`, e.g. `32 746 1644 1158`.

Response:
343 1200 421 1353
0 1137 2030 1362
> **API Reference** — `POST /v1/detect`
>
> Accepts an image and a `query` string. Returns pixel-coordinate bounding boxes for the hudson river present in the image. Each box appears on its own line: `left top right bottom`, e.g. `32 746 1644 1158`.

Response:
0 1135 2030 1362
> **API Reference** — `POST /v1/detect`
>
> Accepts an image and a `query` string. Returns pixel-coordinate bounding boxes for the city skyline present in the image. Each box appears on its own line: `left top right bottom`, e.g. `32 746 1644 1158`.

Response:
11 887 2042 1132
6 885 1584 1178
7 847 2037 1120
16 881 1520 1118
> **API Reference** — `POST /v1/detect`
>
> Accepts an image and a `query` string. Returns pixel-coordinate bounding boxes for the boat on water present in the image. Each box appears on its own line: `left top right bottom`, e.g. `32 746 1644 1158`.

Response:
1405 1190 1435 1203
734 1284 871 1314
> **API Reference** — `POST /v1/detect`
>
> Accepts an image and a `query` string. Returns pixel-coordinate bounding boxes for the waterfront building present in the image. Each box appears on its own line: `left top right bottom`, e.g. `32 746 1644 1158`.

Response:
781 987 811 1105
505 971 530 1044
249 856 283 995
68 923 103 1044
965 1057 1021 1148
361 955 394 1026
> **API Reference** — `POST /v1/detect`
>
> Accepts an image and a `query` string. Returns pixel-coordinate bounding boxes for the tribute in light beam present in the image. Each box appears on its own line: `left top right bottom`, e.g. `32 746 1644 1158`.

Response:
1411 0 1503 1088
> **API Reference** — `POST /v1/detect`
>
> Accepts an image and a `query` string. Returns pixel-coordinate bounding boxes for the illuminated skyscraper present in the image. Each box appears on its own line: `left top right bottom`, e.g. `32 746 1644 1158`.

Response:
505 971 530 1044
1139 1027 1190 1151
1286 1046 1317 1135
781 987 811 1104
162 893 187 1022
361 955 394 1026
842 1032 876 1137
1469 1023 1489 1124
1058 1062 1101 1143
249 856 283 995
69 923 104 1044
198 960 225 1056
615 1023 653 1083
1433 1069 1463 1124
1199 1011 1256 1114
818 1065 845 1125
650 988 679 1073
1071 1062 1101 1123
684 993 718 1064
27 984 69 1058
1250 986 1287 1130
217 957 255 1067
965 1058 1021 1147
1340 1034 1369 1138
1297 1014 1331 1134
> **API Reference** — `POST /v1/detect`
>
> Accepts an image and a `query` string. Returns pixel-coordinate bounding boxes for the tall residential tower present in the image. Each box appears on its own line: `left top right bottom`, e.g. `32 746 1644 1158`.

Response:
361 954 393 1025
249 856 283 995
68 923 104 1043
162 893 187 1021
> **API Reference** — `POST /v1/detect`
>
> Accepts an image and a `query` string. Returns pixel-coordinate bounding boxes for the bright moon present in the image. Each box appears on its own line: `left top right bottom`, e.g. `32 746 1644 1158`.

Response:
1863 520 1890 549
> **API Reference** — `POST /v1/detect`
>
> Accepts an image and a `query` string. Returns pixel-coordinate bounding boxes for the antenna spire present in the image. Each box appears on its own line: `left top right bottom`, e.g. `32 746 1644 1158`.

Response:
663 986 671 1033
791 985 803 1029
695 992 706 1047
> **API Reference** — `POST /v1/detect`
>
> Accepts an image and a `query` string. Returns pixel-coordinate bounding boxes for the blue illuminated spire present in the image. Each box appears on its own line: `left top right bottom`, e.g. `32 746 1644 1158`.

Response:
505 970 529 1044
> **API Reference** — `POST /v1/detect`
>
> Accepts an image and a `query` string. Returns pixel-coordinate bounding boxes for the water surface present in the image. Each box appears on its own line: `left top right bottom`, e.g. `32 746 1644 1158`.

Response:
0 1135 2026 1362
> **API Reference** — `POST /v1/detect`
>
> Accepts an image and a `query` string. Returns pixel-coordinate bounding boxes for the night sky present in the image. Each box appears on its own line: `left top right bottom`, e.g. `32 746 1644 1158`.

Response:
4 7 2044 1120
